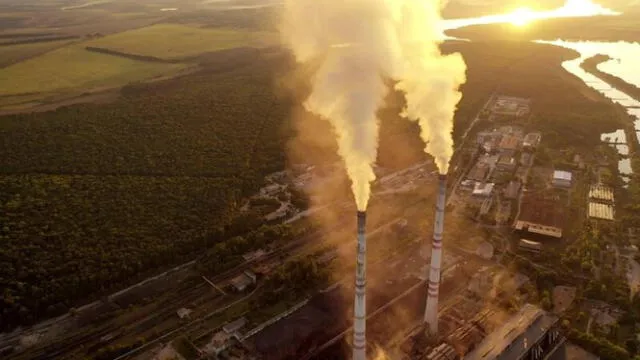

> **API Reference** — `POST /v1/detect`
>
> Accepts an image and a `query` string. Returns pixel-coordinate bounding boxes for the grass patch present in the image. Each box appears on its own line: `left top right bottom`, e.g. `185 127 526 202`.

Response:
0 40 74 68
86 23 276 60
0 45 186 96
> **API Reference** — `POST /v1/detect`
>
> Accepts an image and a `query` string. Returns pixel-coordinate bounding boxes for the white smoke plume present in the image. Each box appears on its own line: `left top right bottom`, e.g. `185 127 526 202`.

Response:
394 0 467 174
281 0 466 208
281 0 401 211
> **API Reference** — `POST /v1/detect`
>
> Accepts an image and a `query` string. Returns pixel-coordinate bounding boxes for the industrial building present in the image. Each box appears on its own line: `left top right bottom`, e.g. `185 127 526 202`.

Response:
468 163 490 182
496 156 517 171
587 184 615 221
514 195 565 239
504 181 521 200
498 135 521 155
464 304 562 360
230 271 257 292
523 132 542 149
472 183 494 198
589 185 614 203
491 96 531 118
426 343 457 360
552 171 573 188
588 202 615 221
519 239 542 254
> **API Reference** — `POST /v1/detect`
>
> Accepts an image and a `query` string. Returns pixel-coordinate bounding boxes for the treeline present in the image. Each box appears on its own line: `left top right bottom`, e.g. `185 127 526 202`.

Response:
84 46 181 64
0 35 77 46
197 222 314 275
568 329 633 360
251 257 331 309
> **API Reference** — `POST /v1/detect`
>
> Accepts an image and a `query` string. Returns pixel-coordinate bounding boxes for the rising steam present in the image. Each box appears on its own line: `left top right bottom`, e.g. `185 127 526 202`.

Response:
281 0 465 208
394 0 466 174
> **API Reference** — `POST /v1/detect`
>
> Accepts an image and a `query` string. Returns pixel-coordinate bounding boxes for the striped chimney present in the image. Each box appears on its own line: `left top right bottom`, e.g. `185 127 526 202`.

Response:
353 211 367 360
424 174 447 334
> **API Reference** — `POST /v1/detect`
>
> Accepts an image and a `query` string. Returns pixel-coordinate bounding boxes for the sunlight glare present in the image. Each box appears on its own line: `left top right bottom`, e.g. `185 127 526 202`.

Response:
508 7 537 27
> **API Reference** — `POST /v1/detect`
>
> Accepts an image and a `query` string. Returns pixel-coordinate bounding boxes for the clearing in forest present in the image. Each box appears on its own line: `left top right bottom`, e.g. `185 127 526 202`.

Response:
0 45 186 96
86 23 276 60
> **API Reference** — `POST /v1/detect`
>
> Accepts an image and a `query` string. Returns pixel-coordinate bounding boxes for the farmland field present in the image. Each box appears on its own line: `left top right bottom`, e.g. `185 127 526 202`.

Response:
0 45 187 96
0 39 74 68
86 23 277 59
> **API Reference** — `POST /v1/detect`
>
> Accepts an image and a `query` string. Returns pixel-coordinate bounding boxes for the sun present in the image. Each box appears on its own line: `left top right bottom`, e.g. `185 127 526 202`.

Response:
508 7 537 27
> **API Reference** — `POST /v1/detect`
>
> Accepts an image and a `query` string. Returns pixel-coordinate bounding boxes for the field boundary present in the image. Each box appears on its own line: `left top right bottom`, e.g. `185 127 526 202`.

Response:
84 46 182 64
0 36 78 47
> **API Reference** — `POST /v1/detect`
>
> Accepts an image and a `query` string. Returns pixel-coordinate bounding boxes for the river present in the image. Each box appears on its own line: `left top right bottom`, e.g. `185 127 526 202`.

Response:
539 40 640 178
442 16 640 177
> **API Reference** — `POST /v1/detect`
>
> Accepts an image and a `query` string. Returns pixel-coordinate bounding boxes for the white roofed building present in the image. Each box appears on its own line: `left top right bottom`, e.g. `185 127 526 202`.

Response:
552 171 572 188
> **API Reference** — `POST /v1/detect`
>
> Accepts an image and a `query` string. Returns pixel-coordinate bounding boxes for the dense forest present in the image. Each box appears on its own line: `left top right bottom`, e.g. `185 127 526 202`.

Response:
0 40 625 331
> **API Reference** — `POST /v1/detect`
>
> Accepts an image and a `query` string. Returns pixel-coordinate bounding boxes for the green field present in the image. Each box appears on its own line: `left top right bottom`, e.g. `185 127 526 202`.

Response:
86 24 277 60
0 45 186 96
0 40 74 68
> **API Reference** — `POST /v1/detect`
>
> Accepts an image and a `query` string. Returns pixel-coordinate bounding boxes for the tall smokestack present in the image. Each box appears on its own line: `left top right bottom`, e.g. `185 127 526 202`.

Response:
424 174 447 334
353 211 367 360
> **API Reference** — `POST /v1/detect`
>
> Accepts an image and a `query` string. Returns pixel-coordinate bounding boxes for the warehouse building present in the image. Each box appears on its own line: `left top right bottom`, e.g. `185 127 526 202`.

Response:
552 171 573 188
464 304 562 360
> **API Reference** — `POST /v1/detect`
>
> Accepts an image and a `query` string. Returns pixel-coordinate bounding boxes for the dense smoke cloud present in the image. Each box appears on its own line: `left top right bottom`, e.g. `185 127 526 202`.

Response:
281 0 466 208
394 0 466 174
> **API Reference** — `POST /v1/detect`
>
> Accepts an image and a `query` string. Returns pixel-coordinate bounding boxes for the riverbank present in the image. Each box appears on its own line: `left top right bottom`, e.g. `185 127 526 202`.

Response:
579 53 640 177
581 54 640 104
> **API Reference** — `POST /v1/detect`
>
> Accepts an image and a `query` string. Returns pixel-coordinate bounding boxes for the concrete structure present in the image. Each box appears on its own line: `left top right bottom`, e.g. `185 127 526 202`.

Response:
176 308 192 320
552 171 573 188
464 304 562 360
476 242 494 260
492 96 531 117
504 180 521 200
230 270 257 292
520 153 533 167
468 163 490 182
523 132 542 149
589 185 614 203
588 202 614 221
426 343 457 360
496 155 517 171
519 239 542 254
353 211 367 360
472 182 494 197
223 317 247 334
424 174 447 335
498 135 521 155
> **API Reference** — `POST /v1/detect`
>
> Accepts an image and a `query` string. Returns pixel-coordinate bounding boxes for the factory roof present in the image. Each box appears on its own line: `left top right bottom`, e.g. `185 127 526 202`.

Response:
223 317 247 334
468 163 490 182
473 182 494 197
230 272 255 292
523 132 542 147
589 185 614 203
504 181 521 199
588 202 614 221
553 170 572 181
499 135 521 151
427 343 457 360
464 304 558 360
497 155 516 167
514 195 565 236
